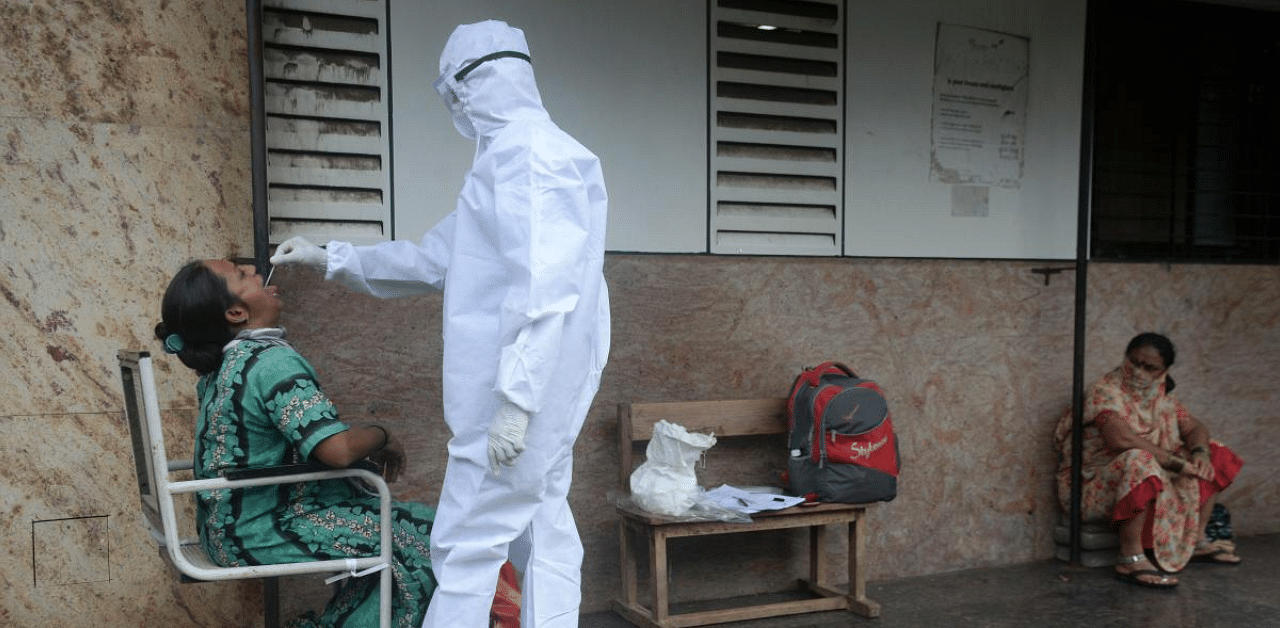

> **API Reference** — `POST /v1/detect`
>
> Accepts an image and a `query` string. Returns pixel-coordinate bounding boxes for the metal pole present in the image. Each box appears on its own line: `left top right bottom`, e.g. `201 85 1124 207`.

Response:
247 0 269 274
1069 0 1100 565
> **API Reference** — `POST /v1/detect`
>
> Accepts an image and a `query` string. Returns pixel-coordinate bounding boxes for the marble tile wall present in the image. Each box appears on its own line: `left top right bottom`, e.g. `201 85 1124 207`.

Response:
1 0 261 625
276 257 1079 606
2 0 1277 625
273 258 1280 613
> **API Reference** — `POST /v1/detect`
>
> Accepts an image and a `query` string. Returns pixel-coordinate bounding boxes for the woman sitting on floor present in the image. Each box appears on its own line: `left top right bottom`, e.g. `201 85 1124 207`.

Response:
155 258 520 627
1056 332 1244 589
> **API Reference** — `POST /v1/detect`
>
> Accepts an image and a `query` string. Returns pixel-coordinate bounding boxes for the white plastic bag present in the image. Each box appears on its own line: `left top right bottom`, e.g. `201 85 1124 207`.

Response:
629 420 716 516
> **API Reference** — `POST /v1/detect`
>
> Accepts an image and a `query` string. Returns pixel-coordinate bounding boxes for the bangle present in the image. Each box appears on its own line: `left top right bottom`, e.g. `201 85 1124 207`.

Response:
370 425 390 451
1191 445 1211 463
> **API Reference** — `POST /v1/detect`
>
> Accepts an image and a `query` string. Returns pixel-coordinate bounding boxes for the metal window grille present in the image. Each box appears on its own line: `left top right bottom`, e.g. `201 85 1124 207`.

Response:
709 0 845 256
261 0 391 245
1090 0 1280 263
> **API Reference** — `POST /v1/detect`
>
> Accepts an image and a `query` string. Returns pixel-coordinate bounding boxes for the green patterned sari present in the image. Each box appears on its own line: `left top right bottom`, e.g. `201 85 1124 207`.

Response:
195 340 436 628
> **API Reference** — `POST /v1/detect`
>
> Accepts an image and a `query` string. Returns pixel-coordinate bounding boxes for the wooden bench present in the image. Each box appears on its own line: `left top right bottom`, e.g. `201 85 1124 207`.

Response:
613 398 880 628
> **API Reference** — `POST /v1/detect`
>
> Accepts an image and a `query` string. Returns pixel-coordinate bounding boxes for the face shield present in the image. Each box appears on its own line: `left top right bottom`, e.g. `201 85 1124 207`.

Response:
432 51 532 141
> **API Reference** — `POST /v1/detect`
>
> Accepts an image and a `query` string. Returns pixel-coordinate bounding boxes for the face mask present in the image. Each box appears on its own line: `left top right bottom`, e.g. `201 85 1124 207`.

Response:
432 73 477 141
1122 361 1162 399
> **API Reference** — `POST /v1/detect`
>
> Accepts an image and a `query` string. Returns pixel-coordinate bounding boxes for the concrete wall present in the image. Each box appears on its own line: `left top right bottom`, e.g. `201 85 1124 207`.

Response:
389 0 710 253
2 0 1278 625
845 0 1086 258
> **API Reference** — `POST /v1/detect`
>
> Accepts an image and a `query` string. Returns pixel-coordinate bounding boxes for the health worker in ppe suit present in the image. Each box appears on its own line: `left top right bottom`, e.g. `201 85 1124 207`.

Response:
270 20 610 628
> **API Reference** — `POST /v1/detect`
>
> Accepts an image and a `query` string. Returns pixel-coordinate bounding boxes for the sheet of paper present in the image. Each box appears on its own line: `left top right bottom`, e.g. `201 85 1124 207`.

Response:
702 484 805 514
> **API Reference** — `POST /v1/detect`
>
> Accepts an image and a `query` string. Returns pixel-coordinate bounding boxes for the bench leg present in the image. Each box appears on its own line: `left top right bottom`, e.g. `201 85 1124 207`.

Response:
613 519 669 628
619 519 638 608
846 514 880 618
809 524 830 588
651 528 670 625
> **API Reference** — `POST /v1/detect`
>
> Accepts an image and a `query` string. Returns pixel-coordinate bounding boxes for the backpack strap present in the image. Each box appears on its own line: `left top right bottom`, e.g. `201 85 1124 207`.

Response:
786 361 858 426
798 361 857 387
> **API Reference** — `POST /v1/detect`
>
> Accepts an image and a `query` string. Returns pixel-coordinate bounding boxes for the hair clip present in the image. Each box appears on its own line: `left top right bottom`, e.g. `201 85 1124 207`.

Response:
164 333 185 354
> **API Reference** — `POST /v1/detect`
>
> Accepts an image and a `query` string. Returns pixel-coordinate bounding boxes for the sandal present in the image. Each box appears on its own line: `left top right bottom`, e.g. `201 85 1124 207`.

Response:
1114 553 1178 589
1191 540 1242 566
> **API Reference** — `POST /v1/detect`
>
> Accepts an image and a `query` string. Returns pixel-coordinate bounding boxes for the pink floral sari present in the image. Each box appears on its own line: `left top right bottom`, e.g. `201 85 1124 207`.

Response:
1055 364 1243 571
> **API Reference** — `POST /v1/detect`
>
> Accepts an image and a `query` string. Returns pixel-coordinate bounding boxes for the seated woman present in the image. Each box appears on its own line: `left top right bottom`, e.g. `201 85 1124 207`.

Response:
1056 332 1244 589
155 258 519 628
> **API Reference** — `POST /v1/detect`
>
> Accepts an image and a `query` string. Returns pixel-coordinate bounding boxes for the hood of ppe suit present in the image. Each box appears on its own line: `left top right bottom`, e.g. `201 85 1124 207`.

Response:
437 20 550 141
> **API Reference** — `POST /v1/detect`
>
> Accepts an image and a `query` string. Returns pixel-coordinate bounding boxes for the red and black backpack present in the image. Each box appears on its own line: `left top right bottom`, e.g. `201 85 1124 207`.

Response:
784 361 900 503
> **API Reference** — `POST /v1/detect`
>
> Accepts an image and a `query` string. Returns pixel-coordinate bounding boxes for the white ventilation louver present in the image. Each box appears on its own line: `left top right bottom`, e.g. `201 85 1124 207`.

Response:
710 0 844 255
262 0 390 245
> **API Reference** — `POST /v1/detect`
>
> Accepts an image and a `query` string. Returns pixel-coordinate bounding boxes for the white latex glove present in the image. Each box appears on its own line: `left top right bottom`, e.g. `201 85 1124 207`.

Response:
269 236 327 270
488 401 530 475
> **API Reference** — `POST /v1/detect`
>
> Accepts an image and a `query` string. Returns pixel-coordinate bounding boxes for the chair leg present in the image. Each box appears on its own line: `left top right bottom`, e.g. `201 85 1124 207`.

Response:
263 577 280 628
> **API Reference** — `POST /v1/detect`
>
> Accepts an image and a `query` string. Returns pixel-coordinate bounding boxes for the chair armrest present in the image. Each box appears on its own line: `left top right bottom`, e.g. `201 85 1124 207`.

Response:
220 460 379 481
221 462 325 480
171 463 388 497
162 463 395 582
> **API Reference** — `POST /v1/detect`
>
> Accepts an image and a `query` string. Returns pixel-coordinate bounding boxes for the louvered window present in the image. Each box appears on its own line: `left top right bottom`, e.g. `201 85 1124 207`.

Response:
710 0 844 255
262 0 390 245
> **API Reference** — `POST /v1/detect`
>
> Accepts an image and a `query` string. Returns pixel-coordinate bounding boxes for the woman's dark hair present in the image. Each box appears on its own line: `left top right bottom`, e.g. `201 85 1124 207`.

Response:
1126 332 1177 392
154 260 238 375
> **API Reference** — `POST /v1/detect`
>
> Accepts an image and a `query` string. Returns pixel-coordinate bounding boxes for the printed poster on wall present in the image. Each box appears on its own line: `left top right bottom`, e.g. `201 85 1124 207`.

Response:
930 23 1029 190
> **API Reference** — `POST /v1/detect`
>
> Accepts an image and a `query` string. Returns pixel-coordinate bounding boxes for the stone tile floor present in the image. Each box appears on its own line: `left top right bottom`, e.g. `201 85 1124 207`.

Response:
582 533 1280 628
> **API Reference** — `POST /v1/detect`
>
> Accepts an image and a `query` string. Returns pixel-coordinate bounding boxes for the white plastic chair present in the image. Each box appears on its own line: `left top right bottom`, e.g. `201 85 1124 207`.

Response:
119 350 393 628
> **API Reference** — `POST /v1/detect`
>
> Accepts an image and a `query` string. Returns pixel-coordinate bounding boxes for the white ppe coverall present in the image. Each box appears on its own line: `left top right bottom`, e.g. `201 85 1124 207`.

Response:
324 20 610 628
